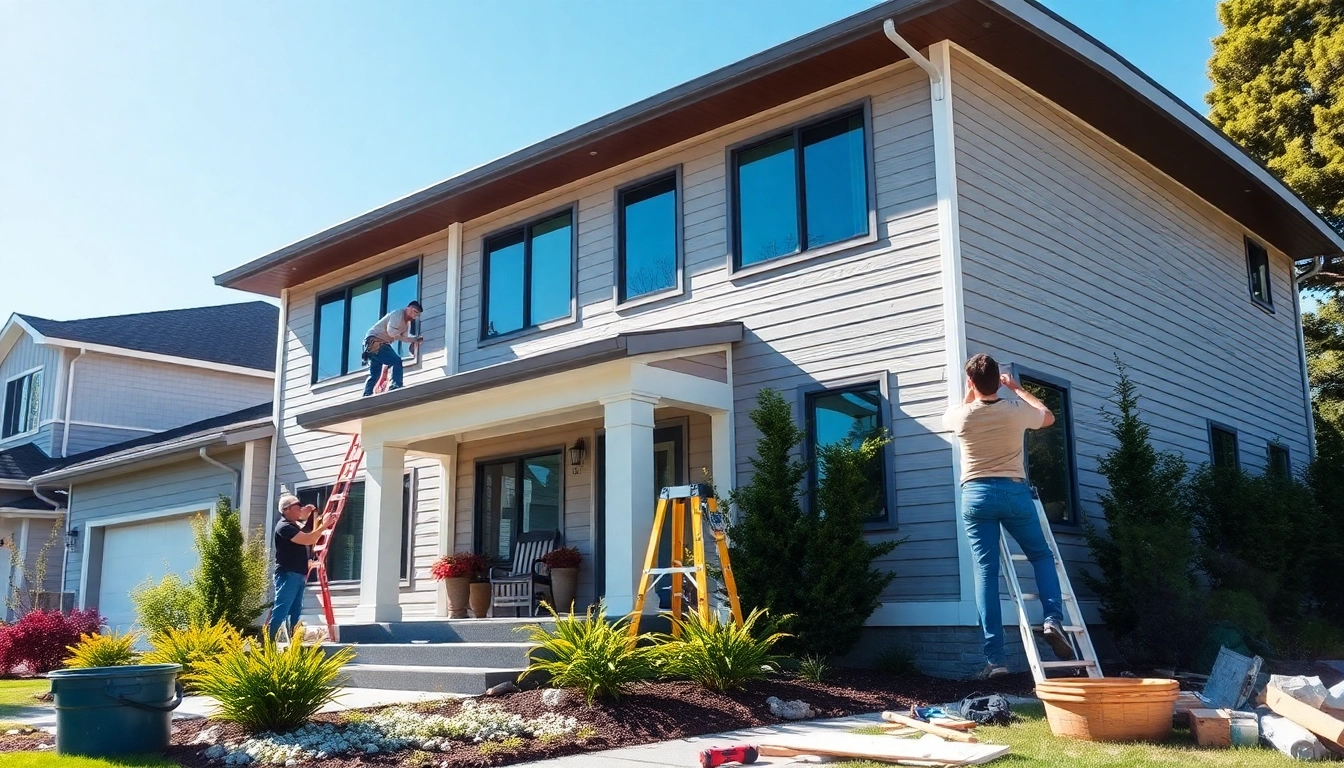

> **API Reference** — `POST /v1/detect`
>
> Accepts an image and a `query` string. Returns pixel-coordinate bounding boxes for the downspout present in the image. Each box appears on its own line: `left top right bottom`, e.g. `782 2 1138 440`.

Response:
60 348 88 458
883 19 943 101
30 485 65 604
200 447 242 508
1295 255 1331 459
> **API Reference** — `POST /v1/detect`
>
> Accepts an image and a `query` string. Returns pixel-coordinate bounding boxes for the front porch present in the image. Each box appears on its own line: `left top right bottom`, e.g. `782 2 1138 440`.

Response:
296 323 742 625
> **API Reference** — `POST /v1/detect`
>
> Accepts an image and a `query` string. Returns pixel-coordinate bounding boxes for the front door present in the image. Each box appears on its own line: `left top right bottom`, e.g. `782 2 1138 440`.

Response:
593 423 686 602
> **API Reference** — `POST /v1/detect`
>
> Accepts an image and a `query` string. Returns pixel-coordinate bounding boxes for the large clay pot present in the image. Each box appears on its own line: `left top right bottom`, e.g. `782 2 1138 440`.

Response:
469 581 492 618
443 577 469 619
549 567 579 614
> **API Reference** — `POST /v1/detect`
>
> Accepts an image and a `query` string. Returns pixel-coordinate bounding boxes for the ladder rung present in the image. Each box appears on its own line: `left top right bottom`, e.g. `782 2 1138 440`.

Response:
1010 554 1060 563
1041 660 1097 669
1020 593 1074 601
1037 625 1086 633
644 567 698 576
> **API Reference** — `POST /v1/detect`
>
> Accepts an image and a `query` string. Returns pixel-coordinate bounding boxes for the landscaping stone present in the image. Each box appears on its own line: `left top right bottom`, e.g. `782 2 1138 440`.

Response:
487 681 520 696
541 688 568 708
766 695 815 720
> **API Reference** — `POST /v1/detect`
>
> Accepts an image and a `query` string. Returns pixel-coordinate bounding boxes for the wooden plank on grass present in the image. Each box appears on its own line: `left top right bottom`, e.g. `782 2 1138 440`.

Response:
882 712 979 743
758 733 1009 765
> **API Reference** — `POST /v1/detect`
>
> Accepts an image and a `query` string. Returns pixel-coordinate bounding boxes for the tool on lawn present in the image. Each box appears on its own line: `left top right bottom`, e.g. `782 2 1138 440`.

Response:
1000 489 1102 682
628 484 743 637
697 744 759 767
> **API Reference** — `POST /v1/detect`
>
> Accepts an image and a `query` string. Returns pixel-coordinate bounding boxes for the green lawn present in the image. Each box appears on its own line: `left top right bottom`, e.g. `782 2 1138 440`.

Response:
3 755 175 768
840 704 1295 768
0 679 50 719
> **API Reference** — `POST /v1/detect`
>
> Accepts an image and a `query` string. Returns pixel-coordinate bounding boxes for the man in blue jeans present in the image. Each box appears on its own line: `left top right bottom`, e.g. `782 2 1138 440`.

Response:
943 353 1075 679
361 301 423 396
268 494 330 640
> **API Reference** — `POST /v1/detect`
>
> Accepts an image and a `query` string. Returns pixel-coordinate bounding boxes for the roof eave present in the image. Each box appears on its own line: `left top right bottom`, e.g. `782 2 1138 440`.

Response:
31 418 274 484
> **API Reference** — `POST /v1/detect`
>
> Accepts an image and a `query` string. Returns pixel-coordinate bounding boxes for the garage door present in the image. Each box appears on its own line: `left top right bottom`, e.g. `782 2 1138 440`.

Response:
98 516 199 632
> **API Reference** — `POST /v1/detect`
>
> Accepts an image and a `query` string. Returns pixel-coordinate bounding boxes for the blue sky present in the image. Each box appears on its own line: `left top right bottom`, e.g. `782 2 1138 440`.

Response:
0 0 1225 321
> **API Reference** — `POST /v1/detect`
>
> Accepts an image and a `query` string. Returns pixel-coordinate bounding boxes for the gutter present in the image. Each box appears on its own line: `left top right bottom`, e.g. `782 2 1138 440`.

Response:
199 447 242 508
883 19 943 100
61 348 87 458
34 434 225 484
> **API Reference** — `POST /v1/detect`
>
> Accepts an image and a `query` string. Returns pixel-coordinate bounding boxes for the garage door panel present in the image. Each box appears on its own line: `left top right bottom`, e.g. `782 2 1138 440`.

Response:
98 516 199 632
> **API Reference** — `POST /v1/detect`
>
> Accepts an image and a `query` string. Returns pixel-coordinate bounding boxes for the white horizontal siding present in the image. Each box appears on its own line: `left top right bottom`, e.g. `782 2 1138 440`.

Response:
950 49 1312 596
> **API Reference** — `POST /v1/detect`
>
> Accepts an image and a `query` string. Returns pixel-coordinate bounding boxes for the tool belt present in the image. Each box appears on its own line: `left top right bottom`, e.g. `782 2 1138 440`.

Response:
361 335 387 363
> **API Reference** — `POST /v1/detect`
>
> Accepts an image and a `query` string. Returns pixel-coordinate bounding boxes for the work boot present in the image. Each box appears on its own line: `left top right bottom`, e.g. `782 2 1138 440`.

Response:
973 662 1008 680
1042 619 1076 660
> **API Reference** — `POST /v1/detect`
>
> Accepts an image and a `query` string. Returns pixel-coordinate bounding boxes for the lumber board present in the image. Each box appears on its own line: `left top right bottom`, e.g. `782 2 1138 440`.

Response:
758 733 1009 765
1266 685 1344 745
882 712 979 742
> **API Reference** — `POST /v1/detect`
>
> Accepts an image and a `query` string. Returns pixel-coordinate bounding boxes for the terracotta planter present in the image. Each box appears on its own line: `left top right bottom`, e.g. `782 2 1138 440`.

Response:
443 577 469 619
469 581 492 618
549 567 579 614
1035 678 1179 742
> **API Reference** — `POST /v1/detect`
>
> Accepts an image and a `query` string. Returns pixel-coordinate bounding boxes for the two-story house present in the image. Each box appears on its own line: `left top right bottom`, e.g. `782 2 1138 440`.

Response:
0 303 277 625
215 0 1343 676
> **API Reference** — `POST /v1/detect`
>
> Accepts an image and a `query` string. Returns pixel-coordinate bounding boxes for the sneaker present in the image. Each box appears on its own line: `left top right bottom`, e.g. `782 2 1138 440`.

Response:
974 663 1009 680
1042 619 1077 660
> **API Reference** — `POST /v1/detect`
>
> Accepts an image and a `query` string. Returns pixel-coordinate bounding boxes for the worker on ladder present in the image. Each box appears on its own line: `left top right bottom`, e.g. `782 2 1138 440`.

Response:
943 354 1075 679
268 494 331 639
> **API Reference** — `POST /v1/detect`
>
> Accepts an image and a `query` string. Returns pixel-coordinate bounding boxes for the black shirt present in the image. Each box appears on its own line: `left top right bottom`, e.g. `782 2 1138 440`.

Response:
274 519 309 575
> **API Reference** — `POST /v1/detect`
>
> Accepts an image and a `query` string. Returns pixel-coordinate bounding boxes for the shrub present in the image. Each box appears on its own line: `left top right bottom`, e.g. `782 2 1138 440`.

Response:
187 624 354 733
1307 409 1344 627
540 546 582 570
130 573 205 636
1081 359 1205 669
872 645 919 676
654 607 788 692
196 497 271 632
0 609 104 674
430 551 488 581
65 630 140 668
516 602 658 704
797 655 828 682
142 622 243 690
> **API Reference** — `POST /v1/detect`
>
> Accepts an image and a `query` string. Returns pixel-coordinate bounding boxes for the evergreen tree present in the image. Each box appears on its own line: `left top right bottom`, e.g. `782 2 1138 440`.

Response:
1305 296 1344 427
194 495 270 632
1207 0 1344 258
1082 359 1204 668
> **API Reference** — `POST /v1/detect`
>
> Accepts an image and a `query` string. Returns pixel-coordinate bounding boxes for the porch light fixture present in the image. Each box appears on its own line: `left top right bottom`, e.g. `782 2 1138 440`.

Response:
569 439 587 474
66 527 79 551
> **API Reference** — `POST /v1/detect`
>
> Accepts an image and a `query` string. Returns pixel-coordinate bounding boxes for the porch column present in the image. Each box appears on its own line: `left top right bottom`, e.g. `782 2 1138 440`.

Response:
710 411 734 504
434 444 457 618
602 394 658 616
354 442 405 623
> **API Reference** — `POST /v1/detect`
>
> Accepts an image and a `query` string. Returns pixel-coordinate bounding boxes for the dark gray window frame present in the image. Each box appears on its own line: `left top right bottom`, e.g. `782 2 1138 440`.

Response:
726 99 878 275
1267 441 1291 476
614 167 684 308
2 367 42 439
472 447 568 561
295 468 416 584
478 204 579 344
1011 365 1081 528
311 259 423 384
798 373 896 529
1244 237 1274 313
1208 420 1240 469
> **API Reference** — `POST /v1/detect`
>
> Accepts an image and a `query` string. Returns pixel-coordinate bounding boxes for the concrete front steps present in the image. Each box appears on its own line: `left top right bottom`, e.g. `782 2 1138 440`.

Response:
323 617 555 695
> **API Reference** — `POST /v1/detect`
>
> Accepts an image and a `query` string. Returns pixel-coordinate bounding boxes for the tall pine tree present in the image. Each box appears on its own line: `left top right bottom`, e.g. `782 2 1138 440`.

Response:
194 495 270 632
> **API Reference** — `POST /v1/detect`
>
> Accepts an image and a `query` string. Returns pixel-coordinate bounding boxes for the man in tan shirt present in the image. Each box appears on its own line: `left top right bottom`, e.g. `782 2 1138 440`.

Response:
943 353 1074 678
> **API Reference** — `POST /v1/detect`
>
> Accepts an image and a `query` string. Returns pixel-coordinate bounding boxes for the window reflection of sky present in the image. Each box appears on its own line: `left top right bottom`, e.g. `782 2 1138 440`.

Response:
622 181 677 300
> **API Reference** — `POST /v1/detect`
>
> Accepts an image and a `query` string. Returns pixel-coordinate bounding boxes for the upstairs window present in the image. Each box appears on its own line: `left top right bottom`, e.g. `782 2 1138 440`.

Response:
482 209 574 339
1245 238 1272 310
1020 375 1077 524
1267 443 1291 476
732 108 869 268
313 264 420 383
805 383 888 525
617 174 679 302
1209 422 1240 469
2 369 42 439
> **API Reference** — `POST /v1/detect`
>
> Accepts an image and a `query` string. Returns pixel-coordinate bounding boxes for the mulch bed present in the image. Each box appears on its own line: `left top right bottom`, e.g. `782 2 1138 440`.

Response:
152 670 1034 768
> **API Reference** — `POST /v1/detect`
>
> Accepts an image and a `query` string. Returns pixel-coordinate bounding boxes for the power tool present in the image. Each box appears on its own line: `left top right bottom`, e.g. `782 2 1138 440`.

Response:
698 744 759 768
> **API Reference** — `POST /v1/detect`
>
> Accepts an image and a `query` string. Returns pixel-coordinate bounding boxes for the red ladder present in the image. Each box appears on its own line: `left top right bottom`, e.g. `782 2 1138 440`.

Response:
307 368 391 642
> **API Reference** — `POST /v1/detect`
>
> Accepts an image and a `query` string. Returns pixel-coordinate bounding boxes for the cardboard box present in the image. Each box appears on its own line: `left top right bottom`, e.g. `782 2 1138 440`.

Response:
1189 708 1258 748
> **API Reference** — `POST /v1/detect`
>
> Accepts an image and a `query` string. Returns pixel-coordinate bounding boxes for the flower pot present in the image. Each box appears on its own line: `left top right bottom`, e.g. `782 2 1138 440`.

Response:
469 581 492 618
443 577 469 619
549 567 579 614
1035 678 1179 742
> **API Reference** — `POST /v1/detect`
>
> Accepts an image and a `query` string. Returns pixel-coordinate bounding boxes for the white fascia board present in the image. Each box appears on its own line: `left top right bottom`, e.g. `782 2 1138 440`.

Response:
990 0 1344 253
34 337 273 379
31 434 226 484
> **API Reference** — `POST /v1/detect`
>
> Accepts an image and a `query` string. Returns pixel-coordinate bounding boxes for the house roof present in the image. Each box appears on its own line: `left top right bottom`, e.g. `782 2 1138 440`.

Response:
0 494 65 512
17 302 278 372
31 403 274 483
216 0 1344 297
0 443 58 482
297 322 744 432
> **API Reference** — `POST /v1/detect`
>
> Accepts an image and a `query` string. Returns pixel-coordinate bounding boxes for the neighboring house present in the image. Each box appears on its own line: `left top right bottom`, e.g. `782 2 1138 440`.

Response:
214 0 1343 676
0 303 277 622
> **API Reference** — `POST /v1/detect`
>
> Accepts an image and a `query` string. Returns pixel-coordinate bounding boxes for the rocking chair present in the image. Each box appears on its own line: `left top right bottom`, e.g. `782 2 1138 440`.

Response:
488 530 560 617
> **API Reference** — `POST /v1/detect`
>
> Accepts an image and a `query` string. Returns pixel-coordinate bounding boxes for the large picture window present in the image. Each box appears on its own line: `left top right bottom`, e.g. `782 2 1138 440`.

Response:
298 475 413 582
732 108 869 268
617 174 679 302
313 264 420 382
1020 375 1077 524
805 383 887 524
476 452 563 563
2 369 42 439
482 210 574 339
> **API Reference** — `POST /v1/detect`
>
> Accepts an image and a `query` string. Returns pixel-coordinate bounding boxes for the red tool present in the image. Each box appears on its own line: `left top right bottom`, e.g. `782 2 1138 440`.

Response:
698 744 759 768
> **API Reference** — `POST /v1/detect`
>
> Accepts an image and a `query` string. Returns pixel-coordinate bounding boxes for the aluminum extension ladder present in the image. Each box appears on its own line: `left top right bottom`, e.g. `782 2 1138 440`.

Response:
1000 489 1103 683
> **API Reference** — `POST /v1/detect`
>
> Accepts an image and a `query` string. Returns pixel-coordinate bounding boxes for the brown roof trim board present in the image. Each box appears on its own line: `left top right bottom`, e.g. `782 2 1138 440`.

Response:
216 0 1342 298
297 322 744 432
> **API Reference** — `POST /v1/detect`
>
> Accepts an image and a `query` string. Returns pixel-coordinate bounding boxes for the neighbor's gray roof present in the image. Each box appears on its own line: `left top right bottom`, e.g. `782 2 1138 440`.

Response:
0 443 58 482
19 302 278 371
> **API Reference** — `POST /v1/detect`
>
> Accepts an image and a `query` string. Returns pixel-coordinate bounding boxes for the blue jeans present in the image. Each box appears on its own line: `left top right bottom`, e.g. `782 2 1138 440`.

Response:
961 477 1063 666
363 343 403 396
268 570 307 639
